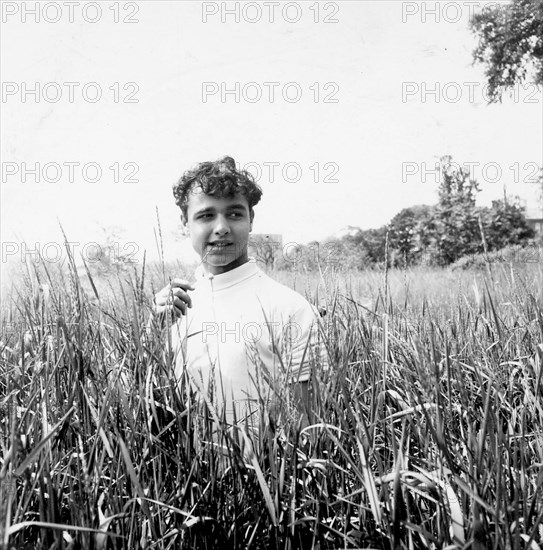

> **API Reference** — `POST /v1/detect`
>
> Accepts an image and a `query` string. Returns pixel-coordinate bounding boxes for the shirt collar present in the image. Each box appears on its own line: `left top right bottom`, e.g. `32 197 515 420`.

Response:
194 258 259 291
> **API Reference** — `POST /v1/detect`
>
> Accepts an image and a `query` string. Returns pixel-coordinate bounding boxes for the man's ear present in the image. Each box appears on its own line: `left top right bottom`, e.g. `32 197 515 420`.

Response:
249 209 254 232
180 214 189 236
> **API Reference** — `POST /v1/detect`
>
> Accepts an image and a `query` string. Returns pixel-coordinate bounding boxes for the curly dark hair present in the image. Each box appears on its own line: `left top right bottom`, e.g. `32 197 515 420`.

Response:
173 156 263 221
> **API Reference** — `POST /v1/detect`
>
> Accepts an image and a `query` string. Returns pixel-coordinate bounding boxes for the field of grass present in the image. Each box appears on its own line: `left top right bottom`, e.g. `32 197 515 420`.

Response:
1 253 543 549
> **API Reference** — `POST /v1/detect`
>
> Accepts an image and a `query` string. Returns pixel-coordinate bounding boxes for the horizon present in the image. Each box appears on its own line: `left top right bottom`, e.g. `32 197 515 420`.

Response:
1 1 542 279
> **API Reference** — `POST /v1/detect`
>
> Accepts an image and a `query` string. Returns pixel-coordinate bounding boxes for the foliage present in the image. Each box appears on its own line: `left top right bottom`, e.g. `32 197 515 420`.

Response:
275 239 349 271
249 235 280 269
306 229 388 272
388 205 435 266
470 0 543 102
349 227 388 265
294 156 534 271
451 241 541 269
2 252 543 549
481 197 535 249
386 156 534 267
426 156 483 265
85 225 137 276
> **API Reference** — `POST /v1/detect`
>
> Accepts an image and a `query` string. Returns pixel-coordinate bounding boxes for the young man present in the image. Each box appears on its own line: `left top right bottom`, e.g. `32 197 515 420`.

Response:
154 156 325 423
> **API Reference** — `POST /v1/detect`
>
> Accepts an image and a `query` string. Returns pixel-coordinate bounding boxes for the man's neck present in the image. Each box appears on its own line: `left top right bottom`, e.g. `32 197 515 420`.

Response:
202 254 249 276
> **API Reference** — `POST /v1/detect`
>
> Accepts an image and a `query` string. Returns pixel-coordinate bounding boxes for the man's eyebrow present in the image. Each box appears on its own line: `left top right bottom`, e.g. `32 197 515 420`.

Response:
193 207 215 216
192 203 248 216
226 203 248 211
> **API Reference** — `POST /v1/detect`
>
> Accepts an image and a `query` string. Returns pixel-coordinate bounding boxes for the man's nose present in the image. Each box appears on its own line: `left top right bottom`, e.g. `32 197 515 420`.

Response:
213 215 230 235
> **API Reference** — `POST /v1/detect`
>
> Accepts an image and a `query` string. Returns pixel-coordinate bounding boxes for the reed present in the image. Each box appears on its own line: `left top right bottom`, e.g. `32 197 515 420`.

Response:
1 254 542 549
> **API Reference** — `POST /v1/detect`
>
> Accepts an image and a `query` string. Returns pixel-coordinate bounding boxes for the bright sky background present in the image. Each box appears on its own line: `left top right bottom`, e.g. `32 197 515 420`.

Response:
1 0 542 281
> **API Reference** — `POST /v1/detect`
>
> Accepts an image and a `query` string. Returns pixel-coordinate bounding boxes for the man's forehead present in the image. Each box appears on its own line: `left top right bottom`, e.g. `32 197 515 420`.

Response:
187 189 249 210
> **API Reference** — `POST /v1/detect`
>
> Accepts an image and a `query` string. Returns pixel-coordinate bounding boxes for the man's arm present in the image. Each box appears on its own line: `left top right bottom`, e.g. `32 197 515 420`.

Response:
285 304 327 426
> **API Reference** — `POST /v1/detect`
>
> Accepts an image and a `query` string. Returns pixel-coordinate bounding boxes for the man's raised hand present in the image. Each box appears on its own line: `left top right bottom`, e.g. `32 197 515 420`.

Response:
154 279 195 318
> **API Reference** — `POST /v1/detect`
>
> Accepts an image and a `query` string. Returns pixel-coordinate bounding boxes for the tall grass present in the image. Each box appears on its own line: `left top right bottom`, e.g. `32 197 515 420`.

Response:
1 252 543 549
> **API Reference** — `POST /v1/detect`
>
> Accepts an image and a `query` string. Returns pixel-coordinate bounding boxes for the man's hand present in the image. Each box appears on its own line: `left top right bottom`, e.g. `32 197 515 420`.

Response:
154 279 195 319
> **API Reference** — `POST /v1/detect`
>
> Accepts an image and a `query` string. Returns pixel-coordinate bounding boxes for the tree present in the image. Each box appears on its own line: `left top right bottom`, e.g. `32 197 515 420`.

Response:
249 235 280 269
481 198 535 249
87 225 137 276
388 205 435 266
428 156 482 265
416 157 535 265
470 0 543 102
335 227 388 268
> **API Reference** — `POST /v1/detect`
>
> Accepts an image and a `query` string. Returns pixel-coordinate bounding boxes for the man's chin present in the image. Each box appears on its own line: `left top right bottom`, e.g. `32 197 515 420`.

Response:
207 256 233 265
204 254 249 274
204 252 239 265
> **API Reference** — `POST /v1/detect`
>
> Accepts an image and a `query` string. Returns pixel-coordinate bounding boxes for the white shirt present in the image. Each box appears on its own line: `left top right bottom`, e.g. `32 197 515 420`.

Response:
171 259 323 417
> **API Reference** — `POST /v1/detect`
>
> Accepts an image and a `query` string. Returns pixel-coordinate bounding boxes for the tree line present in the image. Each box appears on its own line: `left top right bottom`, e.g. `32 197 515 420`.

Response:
272 155 538 271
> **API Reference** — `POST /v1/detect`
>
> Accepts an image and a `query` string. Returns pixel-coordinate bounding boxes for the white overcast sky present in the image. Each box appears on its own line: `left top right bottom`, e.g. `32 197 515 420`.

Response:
1 0 542 275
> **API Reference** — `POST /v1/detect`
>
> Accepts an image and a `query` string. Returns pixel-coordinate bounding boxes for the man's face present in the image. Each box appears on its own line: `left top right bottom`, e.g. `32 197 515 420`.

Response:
184 188 253 275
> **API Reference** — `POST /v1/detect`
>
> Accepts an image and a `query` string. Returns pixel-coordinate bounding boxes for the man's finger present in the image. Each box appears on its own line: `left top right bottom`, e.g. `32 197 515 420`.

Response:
169 288 192 308
169 279 195 290
172 297 187 315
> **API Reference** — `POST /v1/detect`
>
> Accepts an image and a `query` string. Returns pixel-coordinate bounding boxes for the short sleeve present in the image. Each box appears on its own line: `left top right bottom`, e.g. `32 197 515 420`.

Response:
280 302 327 383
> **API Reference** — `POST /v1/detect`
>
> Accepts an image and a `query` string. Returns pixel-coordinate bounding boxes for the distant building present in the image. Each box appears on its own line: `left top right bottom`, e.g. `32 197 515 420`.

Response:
527 217 543 239
526 205 543 240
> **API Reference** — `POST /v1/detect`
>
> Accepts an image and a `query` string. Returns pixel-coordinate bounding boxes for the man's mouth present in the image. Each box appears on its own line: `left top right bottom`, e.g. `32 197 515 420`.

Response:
207 241 234 251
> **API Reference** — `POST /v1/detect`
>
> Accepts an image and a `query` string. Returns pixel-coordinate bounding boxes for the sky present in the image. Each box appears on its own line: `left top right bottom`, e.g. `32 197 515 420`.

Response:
1 0 542 279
